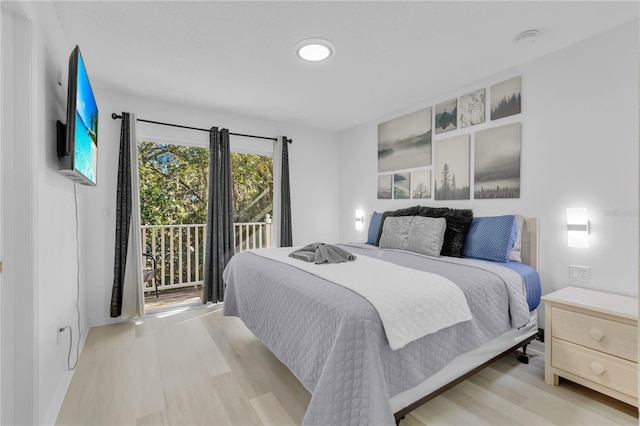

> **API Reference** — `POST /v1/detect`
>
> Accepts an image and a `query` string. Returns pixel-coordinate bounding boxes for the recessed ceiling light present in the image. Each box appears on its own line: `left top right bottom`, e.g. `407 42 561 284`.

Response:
296 38 335 62
514 29 540 44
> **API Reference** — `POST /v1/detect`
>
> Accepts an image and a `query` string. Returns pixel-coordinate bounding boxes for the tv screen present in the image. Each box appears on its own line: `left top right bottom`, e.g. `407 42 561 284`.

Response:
58 45 98 186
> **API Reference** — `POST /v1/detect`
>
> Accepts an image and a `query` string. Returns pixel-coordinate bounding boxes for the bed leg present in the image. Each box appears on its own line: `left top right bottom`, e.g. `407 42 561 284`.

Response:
516 344 531 364
396 415 405 425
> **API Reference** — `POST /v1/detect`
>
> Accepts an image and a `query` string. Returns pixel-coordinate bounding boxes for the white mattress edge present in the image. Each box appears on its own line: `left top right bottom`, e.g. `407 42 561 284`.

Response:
390 309 539 412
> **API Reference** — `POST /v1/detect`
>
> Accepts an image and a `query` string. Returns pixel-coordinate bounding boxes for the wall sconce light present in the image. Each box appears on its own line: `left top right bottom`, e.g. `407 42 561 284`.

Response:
567 208 589 248
355 209 365 231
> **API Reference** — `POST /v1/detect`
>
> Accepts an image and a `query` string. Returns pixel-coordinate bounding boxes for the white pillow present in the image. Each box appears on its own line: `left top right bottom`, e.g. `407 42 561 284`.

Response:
407 216 447 257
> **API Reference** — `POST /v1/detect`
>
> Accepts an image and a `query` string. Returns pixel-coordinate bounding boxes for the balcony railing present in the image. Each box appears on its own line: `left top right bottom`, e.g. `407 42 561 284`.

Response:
141 221 272 294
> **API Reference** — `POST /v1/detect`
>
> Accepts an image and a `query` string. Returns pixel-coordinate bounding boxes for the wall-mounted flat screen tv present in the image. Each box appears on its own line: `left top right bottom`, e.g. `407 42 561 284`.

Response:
57 45 98 186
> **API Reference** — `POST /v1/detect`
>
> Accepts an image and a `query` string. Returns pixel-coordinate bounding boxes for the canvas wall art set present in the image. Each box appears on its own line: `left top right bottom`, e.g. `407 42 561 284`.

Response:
377 76 521 200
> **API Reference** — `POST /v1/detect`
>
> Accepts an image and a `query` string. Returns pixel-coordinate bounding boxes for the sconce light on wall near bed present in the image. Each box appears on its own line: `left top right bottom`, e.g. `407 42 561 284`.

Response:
567 207 589 248
355 209 365 231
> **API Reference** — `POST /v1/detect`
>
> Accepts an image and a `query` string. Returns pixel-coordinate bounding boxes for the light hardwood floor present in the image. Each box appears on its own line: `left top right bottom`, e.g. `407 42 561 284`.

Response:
56 305 638 425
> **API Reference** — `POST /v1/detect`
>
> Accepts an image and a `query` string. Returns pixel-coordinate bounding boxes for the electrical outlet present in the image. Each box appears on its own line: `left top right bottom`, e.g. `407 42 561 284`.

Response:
569 265 591 283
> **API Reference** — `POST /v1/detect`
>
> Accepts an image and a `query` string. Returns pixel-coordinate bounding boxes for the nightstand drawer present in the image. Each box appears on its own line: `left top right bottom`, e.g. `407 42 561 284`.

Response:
552 338 637 398
552 307 637 362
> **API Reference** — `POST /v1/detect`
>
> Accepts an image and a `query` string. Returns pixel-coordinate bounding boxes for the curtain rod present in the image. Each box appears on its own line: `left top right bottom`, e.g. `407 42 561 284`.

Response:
110 113 287 143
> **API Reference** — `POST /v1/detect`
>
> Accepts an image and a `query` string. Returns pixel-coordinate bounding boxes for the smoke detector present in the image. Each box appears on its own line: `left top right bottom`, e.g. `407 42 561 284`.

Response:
514 30 540 44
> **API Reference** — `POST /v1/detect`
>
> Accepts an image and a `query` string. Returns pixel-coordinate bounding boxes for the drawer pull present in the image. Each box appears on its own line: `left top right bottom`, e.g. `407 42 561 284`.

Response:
590 361 607 376
590 327 606 341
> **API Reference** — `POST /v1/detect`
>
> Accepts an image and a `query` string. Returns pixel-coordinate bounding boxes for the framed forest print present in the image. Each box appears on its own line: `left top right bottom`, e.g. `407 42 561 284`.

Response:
491 76 521 120
434 134 470 200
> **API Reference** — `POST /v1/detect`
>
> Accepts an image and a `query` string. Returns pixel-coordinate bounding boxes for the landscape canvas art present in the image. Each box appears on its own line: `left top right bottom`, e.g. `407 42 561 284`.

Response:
459 89 485 128
393 173 411 199
434 99 457 134
377 174 392 199
411 170 431 199
491 76 521 120
434 134 470 200
378 107 432 172
474 122 521 199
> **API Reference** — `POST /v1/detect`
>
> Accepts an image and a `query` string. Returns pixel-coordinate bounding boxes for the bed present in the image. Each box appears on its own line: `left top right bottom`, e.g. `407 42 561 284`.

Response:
223 214 541 425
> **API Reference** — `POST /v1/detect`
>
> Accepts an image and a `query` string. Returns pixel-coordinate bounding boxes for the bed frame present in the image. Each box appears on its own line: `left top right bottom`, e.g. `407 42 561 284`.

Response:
394 218 539 424
520 217 538 271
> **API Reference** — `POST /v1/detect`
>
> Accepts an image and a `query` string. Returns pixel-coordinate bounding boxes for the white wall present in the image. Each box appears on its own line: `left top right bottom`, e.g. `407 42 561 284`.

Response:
1 5 32 425
85 90 340 327
0 1 92 424
337 21 640 328
33 2 94 423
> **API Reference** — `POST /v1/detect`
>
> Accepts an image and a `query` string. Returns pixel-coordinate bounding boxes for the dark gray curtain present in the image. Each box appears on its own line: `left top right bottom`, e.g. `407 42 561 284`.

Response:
280 137 293 247
203 127 235 303
110 112 132 317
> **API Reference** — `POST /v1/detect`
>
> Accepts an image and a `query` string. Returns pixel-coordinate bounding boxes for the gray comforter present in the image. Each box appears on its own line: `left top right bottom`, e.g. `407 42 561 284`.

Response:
223 243 530 425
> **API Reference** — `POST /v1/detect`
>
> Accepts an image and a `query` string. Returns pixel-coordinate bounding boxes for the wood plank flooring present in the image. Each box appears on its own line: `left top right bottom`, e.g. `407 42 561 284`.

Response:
56 305 638 425
144 286 203 312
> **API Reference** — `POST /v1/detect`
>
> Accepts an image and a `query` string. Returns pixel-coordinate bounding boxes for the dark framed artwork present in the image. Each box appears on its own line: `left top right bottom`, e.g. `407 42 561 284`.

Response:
393 172 411 199
459 89 485 128
377 174 392 199
434 99 457 134
434 134 470 200
474 122 521 199
411 169 431 199
491 76 521 120
378 107 432 172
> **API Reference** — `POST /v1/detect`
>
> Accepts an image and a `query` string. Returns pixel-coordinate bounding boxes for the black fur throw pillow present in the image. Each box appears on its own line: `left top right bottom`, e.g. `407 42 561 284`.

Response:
375 206 473 257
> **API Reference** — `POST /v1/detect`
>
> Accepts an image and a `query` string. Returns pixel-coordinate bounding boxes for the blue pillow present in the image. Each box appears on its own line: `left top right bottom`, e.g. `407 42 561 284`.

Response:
463 215 517 262
367 211 383 245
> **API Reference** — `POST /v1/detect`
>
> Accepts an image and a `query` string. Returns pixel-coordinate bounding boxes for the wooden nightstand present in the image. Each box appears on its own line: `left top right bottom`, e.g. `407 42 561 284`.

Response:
542 286 638 406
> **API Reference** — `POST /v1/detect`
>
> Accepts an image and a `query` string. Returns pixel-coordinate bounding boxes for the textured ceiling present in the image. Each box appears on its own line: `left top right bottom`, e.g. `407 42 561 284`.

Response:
52 1 638 131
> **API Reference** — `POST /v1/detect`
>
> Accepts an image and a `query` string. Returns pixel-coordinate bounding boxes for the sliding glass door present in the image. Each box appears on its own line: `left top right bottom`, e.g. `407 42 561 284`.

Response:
137 140 273 311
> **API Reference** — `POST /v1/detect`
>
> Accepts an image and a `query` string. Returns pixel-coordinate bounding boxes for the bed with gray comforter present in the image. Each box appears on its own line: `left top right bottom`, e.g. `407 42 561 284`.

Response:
223 243 535 425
